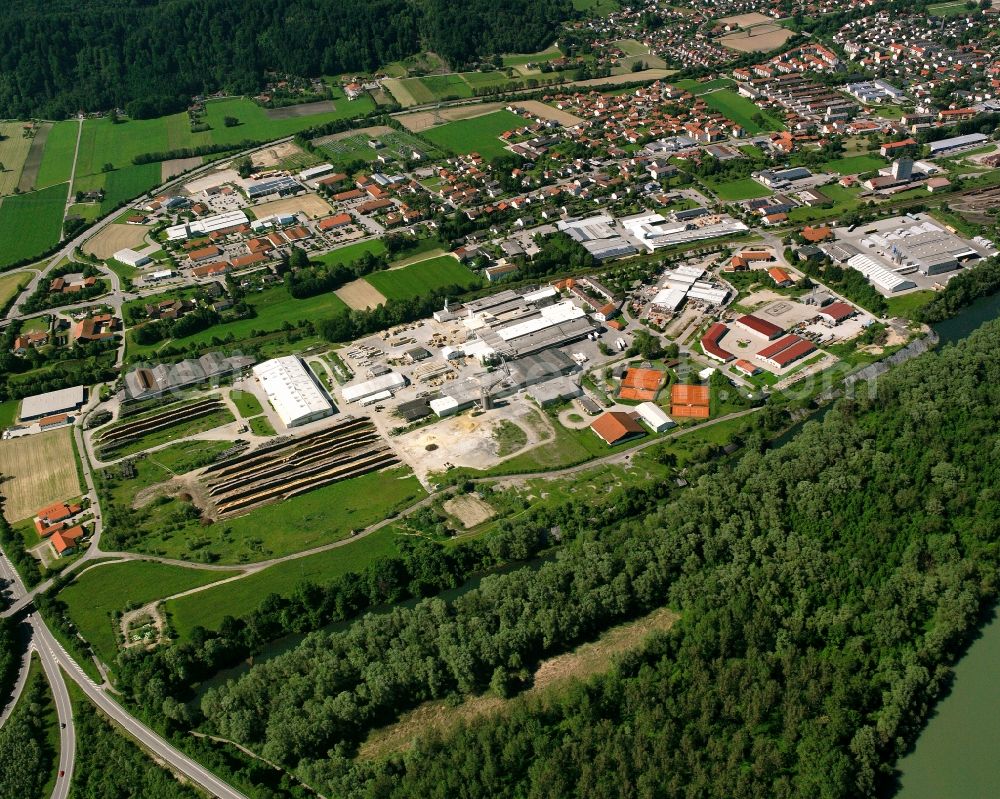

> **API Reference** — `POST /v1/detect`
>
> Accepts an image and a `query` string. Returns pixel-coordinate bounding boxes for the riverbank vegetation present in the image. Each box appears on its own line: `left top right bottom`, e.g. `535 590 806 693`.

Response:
197 319 1000 798
915 256 1000 323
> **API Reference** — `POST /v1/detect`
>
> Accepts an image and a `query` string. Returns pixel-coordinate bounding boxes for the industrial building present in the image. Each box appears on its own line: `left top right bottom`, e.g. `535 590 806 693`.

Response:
166 210 249 241
125 352 254 400
622 213 749 252
19 385 86 422
245 175 302 200
735 315 783 340
341 372 408 405
253 356 336 428
557 215 637 261
113 248 152 268
847 254 916 293
928 133 988 157
861 221 982 276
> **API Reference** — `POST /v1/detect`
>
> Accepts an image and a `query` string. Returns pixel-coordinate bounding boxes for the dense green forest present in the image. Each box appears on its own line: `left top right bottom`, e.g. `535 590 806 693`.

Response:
915 256 1000 323
199 319 1000 798
0 659 57 799
71 700 201 799
0 0 571 118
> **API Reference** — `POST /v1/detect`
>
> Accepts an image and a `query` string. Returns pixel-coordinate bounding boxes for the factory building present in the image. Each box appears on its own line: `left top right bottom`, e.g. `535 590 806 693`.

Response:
113 248 152 268
341 372 407 404
252 356 335 428
245 175 302 200
166 210 249 241
847 254 916 293
19 386 86 422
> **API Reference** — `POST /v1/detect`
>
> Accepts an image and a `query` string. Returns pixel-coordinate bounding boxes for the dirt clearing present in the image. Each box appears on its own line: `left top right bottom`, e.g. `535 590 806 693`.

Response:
718 12 774 26
314 126 394 146
264 100 337 120
249 141 302 169
359 606 679 760
0 428 82 522
162 156 202 182
443 494 496 529
719 24 793 52
252 193 333 220
83 224 152 259
336 279 387 310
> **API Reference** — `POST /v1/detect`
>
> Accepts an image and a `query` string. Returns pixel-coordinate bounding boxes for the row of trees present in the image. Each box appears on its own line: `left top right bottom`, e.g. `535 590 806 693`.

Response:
200 318 1000 798
0 0 571 118
0 659 56 798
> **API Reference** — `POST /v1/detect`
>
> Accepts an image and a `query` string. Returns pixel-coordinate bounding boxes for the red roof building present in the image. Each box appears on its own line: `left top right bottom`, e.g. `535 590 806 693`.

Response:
701 322 734 362
768 267 793 286
735 314 783 340
590 411 646 445
318 213 353 231
817 301 856 325
50 525 85 556
756 334 816 369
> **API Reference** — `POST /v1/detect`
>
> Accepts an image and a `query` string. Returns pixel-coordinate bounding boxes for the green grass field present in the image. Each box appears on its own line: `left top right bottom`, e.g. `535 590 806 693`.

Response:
128 285 348 356
420 74 473 99
787 183 861 223
422 111 523 159
107 453 425 564
60 561 240 664
928 0 977 16
673 78 737 93
100 163 162 210
230 389 262 418
572 0 620 14
0 183 67 267
706 176 770 200
821 154 886 175
167 525 402 637
313 238 386 267
34 121 79 189
0 269 29 308
886 290 935 319
365 256 481 300
702 89 785 134
502 47 562 68
0 399 18 429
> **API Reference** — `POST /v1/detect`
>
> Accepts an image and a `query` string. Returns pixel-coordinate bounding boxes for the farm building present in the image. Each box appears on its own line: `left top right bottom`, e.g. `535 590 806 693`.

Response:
113 248 152 268
50 525 85 558
701 323 734 363
590 411 645 445
20 385 86 422
253 356 336 428
735 315 783 340
635 402 674 432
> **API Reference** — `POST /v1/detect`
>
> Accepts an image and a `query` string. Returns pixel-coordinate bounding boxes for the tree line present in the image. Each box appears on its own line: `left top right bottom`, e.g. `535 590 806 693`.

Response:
0 658 57 799
915 256 1000 323
0 0 571 118
198 318 1000 798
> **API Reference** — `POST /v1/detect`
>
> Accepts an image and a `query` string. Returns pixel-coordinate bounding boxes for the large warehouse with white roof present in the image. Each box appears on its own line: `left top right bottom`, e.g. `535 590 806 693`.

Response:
252 356 335 428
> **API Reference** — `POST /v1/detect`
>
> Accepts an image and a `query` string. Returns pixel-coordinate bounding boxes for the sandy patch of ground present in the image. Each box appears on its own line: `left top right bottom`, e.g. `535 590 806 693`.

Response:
443 494 496 529
738 288 785 309
250 141 302 169
264 100 337 120
0 428 81 522
718 11 775 26
314 126 394 146
336 279 388 310
570 68 674 87
252 192 333 220
719 24 794 53
358 606 679 760
83 224 152 259
396 103 506 132
558 408 592 430
393 404 551 484
513 100 583 126
162 156 202 182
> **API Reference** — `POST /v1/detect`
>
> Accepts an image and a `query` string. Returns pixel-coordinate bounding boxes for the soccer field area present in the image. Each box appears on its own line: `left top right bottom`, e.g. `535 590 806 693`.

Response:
0 183 68 268
705 176 770 201
364 255 482 300
421 110 524 159
701 88 785 134
0 428 82 522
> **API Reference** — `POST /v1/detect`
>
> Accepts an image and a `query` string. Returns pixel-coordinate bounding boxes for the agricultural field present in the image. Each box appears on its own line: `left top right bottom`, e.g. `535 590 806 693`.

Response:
0 428 82 522
127 285 349 356
0 183 69 268
0 270 29 309
705 176 771 200
0 122 34 195
33 121 79 190
701 88 785 134
316 133 381 168
572 0 620 13
501 46 563 68
718 23 794 53
673 77 737 93
420 74 474 100
166 525 402 637
83 223 151 260
364 255 481 300
928 0 978 16
59 560 240 664
422 110 524 159
821 154 886 175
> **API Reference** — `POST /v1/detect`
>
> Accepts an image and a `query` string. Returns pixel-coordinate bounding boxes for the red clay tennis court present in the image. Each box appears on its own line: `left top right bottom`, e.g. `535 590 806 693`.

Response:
670 383 711 419
618 367 665 401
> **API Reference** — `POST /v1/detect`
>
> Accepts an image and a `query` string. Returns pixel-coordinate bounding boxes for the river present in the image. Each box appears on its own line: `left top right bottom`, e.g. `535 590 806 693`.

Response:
891 295 1000 798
